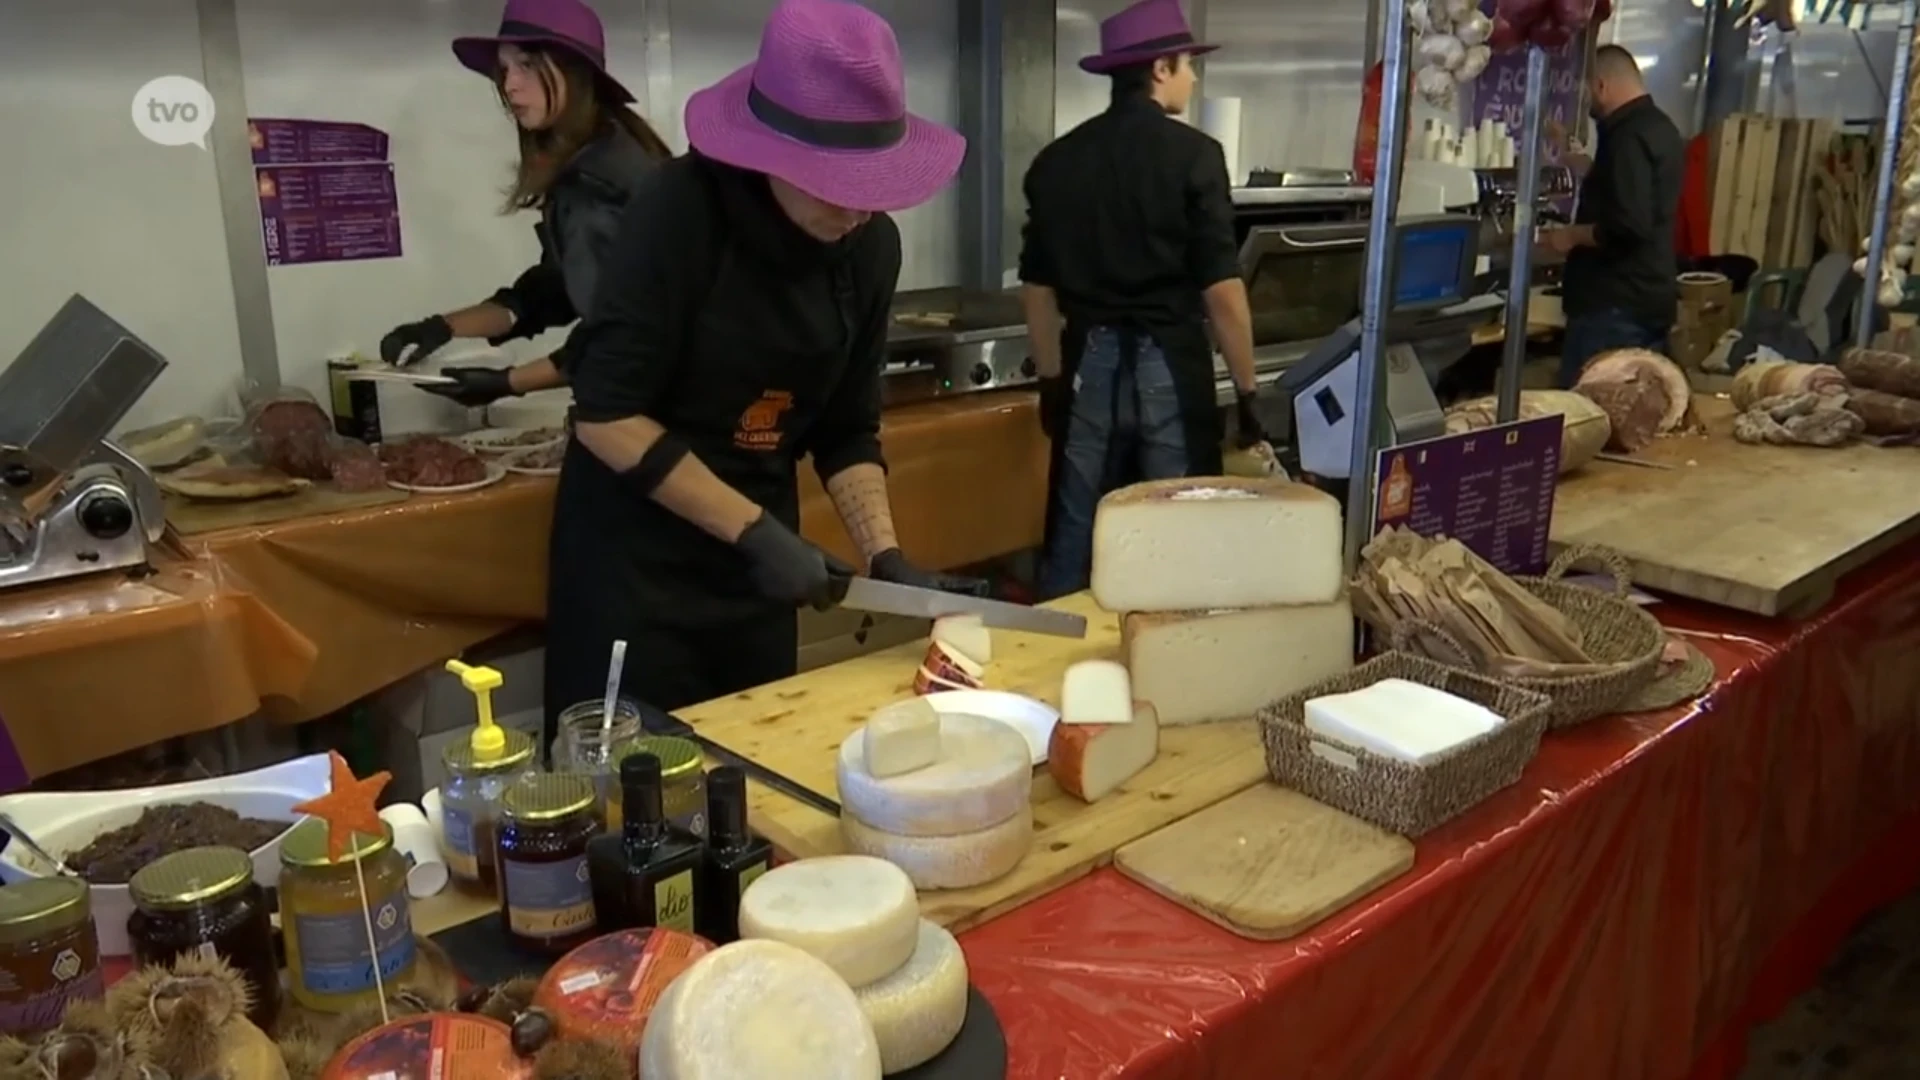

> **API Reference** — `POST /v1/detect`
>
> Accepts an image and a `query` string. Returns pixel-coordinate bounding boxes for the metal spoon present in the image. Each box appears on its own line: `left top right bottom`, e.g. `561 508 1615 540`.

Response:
0 811 76 877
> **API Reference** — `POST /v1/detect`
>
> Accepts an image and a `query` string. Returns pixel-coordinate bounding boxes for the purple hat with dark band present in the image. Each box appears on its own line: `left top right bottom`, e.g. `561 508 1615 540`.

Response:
683 0 967 214
1080 0 1218 75
453 0 635 104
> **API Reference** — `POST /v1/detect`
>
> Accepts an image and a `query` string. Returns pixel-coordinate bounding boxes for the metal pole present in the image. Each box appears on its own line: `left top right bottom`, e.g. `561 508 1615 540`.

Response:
1857 0 1918 349
1341 0 1410 574
1498 46 1551 420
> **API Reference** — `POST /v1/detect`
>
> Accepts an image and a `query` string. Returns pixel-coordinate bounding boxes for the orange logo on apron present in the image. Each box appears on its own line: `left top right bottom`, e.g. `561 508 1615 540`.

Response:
734 390 793 451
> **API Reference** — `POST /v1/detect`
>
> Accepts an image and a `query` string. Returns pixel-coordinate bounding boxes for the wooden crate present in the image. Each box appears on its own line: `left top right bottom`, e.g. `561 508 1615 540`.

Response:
1709 113 1835 269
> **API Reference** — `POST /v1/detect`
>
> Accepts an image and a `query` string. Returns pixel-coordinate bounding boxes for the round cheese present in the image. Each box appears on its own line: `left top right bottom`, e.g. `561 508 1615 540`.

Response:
737 855 919 988
837 712 1032 837
840 806 1033 890
855 920 969 1073
637 939 881 1080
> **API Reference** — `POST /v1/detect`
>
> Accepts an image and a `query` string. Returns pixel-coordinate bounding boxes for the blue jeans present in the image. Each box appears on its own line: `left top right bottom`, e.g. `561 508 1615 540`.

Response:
1037 328 1190 599
1559 309 1671 387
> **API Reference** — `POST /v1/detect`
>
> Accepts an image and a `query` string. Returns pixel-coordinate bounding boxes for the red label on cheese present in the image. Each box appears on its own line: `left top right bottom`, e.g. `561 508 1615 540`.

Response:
320 1014 530 1080
532 927 716 1057
915 642 984 695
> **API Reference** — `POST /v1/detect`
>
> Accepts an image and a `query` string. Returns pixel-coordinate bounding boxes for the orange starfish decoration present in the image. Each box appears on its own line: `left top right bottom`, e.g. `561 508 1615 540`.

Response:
292 751 392 863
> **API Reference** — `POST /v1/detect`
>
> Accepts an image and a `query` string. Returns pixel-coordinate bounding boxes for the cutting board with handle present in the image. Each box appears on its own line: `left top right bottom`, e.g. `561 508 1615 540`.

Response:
1113 783 1415 940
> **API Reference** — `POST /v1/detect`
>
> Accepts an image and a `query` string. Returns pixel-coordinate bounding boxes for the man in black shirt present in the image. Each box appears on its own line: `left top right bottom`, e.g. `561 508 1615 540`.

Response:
1540 45 1684 387
1018 0 1261 598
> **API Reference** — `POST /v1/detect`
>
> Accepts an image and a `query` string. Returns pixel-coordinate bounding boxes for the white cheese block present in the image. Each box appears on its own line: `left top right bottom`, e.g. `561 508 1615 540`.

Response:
1123 600 1356 726
837 712 1033 837
840 806 1033 890
1048 701 1160 802
1090 477 1344 612
1303 677 1502 765
855 920 970 1073
1060 660 1133 726
931 614 992 667
737 855 920 988
638 938 882 1080
863 698 943 778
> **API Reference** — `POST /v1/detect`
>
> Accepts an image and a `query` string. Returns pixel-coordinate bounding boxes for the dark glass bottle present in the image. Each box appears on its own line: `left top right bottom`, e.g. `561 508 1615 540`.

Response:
587 754 704 935
695 765 773 944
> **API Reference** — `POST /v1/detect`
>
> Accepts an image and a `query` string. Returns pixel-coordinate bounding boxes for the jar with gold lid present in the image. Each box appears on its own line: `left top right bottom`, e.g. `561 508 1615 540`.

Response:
0 878 103 1037
128 845 280 1030
278 820 417 1013
611 735 708 838
441 727 539 893
498 773 601 955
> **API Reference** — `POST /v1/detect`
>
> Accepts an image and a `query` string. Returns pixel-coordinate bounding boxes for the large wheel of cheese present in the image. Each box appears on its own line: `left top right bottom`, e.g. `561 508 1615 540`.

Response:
837 712 1033 838
840 806 1033 890
855 920 970 1073
736 855 919 988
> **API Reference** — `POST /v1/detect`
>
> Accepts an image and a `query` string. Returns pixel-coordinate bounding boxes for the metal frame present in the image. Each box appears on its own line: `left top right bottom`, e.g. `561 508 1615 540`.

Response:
1497 46 1550 423
1857 0 1919 346
196 0 281 393
957 0 1056 292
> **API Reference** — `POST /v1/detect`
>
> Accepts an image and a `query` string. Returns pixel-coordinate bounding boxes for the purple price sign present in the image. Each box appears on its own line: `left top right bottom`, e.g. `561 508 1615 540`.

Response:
256 163 403 266
1372 414 1563 576
247 119 390 165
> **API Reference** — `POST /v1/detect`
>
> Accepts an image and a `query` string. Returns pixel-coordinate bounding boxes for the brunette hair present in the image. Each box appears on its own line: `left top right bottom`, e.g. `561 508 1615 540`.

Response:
498 45 672 212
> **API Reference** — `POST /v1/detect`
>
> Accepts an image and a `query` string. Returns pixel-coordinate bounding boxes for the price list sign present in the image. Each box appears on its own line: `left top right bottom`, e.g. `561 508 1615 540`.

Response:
1373 415 1563 576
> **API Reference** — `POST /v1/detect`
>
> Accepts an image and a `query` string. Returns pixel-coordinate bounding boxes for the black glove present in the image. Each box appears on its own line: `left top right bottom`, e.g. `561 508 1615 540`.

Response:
379 315 454 367
869 548 991 598
1037 375 1072 442
1233 389 1270 449
735 512 855 610
423 366 519 408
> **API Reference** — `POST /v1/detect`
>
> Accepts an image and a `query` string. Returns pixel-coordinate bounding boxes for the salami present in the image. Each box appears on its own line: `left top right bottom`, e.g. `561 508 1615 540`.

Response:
252 400 335 481
328 441 387 492
1844 387 1920 436
1838 347 1920 400
379 436 487 488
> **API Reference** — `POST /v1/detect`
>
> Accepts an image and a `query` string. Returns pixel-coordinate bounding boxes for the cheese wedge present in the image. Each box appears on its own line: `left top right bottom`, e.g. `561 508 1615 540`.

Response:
863 698 942 778
1124 601 1355 726
1048 701 1160 802
1060 660 1132 725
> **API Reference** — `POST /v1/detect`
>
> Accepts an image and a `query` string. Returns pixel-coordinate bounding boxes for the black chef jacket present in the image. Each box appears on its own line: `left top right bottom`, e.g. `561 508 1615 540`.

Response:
557 153 897 628
1563 95 1685 325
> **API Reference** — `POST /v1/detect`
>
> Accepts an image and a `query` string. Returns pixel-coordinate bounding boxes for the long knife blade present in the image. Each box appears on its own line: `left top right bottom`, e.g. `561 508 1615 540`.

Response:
636 702 841 817
841 577 1088 638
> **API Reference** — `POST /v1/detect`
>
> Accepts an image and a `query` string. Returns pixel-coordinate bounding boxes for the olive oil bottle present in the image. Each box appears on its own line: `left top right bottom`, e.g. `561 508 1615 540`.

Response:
694 765 773 943
587 753 703 934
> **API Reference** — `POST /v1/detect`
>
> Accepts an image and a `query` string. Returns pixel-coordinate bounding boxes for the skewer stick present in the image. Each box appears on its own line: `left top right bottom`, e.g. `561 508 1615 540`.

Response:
352 850 390 1024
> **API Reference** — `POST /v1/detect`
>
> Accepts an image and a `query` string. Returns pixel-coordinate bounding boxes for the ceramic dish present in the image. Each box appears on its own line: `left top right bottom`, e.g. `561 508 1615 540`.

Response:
339 368 456 386
388 460 507 495
499 444 562 477
455 427 565 455
0 754 331 955
919 690 1059 764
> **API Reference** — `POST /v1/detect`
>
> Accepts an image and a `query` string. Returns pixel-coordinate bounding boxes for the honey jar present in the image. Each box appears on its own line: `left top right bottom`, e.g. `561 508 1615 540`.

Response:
498 773 601 955
128 845 280 1030
279 820 418 1013
0 878 103 1037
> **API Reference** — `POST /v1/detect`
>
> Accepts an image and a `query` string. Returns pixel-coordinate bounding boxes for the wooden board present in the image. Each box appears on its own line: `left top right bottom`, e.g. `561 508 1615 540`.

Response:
163 484 409 534
677 592 1272 933
1113 785 1414 940
1551 398 1920 617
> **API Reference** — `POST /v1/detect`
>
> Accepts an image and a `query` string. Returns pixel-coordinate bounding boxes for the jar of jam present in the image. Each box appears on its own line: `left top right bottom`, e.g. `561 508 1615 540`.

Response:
441 727 539 893
555 699 642 817
0 878 103 1037
127 845 281 1030
611 736 708 838
279 820 418 1014
498 773 601 955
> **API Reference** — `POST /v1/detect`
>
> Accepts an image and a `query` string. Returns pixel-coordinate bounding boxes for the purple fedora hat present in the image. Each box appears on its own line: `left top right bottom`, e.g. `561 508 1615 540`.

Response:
1080 0 1218 75
683 0 967 214
453 0 635 104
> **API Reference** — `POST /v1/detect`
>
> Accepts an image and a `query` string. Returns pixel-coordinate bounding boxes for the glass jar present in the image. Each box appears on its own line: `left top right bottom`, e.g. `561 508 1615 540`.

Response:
498 773 601 955
127 846 280 1030
279 820 418 1014
441 727 539 893
611 736 708 838
555 699 643 819
0 878 103 1037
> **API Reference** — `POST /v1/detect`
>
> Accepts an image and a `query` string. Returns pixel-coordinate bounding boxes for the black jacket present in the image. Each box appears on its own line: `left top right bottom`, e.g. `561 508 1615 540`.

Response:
1563 95 1685 324
488 127 658 371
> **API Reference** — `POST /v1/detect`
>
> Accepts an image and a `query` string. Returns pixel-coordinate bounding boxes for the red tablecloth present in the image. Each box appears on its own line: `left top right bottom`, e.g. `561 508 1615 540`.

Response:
961 540 1920 1080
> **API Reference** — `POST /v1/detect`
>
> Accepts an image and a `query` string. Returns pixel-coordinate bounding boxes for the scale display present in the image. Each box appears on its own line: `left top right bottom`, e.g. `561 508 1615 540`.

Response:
1393 225 1473 308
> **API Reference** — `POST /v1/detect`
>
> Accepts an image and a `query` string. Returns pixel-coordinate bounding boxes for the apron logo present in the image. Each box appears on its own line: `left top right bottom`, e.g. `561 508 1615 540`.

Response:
734 390 793 452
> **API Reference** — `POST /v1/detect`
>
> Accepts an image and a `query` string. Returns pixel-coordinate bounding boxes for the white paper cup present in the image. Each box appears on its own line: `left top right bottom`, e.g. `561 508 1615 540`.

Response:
421 788 446 837
379 802 449 899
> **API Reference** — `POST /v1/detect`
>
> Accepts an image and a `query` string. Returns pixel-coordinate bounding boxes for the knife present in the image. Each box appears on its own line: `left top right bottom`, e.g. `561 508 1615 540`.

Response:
634 701 842 817
838 576 1089 638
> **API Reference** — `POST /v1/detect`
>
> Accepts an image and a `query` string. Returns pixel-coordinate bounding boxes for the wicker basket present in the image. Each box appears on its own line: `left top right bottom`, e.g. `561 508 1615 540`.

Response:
1258 655 1552 837
1385 546 1667 730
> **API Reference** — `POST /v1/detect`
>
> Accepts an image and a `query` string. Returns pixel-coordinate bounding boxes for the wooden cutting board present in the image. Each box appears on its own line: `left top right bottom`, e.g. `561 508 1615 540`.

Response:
164 485 410 534
1113 784 1414 940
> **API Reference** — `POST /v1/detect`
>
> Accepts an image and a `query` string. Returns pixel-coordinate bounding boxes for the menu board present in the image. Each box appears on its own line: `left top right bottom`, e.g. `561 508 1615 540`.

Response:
1373 415 1562 575
250 118 402 266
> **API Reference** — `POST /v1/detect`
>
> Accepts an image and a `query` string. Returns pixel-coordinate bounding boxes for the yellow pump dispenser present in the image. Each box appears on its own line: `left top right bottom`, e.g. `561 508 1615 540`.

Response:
445 660 506 763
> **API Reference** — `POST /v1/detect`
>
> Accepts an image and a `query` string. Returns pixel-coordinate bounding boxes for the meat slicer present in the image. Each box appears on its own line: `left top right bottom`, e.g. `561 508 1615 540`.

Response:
0 296 169 591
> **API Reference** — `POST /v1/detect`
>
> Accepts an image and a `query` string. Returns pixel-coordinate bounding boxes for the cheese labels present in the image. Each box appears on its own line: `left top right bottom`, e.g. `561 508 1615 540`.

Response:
914 641 984 695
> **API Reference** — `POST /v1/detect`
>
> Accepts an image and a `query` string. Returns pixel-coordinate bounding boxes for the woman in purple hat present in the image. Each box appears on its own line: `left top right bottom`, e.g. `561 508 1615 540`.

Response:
537 0 983 731
377 0 671 409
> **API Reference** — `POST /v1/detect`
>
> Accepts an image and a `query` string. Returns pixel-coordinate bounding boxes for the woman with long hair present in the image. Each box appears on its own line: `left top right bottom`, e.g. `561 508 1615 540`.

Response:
378 0 672 408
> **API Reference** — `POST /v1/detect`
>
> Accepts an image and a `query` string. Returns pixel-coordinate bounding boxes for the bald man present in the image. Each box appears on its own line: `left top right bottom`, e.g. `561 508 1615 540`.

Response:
1539 45 1683 386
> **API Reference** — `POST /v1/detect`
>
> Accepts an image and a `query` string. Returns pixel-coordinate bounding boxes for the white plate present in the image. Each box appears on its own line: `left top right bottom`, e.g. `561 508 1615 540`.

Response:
456 427 565 455
919 690 1059 764
500 445 562 477
341 367 456 385
388 460 507 494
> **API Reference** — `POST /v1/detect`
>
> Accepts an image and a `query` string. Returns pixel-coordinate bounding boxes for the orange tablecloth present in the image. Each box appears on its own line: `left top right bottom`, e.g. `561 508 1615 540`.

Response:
960 538 1920 1079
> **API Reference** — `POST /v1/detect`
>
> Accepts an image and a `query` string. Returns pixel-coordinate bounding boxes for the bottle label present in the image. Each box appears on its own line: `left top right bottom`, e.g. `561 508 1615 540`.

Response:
292 890 416 995
504 855 596 939
653 869 696 933
738 858 770 896
442 805 479 880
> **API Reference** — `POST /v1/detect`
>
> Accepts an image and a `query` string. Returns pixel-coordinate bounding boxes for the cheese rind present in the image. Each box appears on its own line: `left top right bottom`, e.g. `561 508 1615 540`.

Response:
637 938 882 1080
1124 601 1356 726
736 855 920 988
1090 477 1344 612
931 614 992 667
837 713 1033 837
1303 677 1502 764
1048 701 1160 802
863 698 943 778
1060 660 1133 726
840 806 1033 890
855 920 970 1073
